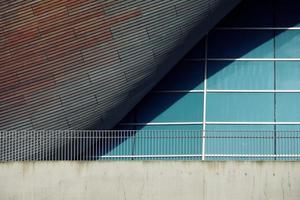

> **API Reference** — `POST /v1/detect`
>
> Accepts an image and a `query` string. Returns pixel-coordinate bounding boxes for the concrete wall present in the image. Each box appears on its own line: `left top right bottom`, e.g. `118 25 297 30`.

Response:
0 161 299 200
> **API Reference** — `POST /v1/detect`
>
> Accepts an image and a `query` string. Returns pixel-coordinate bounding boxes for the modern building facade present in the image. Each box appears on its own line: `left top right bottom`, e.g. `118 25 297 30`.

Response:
0 0 239 130
113 0 300 160
0 0 243 160
1 0 300 161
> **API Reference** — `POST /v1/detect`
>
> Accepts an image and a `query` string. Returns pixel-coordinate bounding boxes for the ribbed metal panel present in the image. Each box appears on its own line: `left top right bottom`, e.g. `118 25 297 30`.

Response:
0 0 240 131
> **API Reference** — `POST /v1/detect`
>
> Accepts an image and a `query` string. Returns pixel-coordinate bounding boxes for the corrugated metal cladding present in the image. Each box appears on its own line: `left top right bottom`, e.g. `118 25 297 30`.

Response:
0 0 240 130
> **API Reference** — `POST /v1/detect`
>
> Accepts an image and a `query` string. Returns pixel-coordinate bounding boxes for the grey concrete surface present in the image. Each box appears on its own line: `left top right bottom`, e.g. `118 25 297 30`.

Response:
0 161 299 200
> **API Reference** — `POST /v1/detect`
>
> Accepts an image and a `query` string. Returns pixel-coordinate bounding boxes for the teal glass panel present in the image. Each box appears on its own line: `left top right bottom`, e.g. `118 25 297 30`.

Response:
218 0 274 27
137 93 203 123
107 126 203 160
207 61 274 90
275 30 300 58
206 125 274 132
104 135 135 160
134 125 203 160
276 125 300 160
205 125 275 160
208 30 274 58
185 39 205 59
206 93 274 122
275 0 300 27
276 93 300 121
276 61 300 89
154 60 204 90
276 125 300 132
137 125 202 131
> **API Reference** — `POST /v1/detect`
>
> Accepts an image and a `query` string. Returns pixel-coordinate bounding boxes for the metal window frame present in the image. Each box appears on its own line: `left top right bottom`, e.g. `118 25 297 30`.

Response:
119 122 300 126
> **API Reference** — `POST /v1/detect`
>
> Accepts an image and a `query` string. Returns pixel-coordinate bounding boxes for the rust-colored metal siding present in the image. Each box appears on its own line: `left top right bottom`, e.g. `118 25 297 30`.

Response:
0 0 240 130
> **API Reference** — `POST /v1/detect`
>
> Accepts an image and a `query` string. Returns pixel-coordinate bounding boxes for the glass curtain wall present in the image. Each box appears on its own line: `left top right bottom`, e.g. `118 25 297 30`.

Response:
113 0 300 160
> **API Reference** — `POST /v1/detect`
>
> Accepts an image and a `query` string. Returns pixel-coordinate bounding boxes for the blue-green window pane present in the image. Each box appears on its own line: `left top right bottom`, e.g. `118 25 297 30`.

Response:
207 61 274 90
276 125 300 132
275 0 300 27
135 126 202 159
154 61 204 90
105 138 134 157
206 93 274 122
206 125 275 132
137 93 203 123
109 110 136 159
276 125 300 160
205 125 275 160
208 30 274 58
185 39 205 59
102 132 135 160
275 30 300 58
276 61 300 89
107 125 203 160
137 125 202 131
218 0 274 27
276 93 300 121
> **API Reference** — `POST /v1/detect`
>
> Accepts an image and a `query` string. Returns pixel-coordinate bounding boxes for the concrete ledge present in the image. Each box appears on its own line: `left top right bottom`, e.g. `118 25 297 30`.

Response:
0 161 299 200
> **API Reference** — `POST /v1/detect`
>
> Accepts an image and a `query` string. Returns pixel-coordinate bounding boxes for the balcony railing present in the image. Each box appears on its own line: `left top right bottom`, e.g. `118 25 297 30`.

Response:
1 130 300 161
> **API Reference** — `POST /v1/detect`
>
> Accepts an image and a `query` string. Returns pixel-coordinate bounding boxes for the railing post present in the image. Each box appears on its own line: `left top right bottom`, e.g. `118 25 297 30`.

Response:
201 35 208 161
202 130 206 160
131 130 136 160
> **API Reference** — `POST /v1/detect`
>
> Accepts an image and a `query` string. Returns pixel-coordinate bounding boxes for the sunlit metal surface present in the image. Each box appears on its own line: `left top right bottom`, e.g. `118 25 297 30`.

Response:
0 0 240 130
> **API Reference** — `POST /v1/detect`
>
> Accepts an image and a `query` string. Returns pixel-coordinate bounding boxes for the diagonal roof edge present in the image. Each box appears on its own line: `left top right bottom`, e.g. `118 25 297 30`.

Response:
0 0 241 130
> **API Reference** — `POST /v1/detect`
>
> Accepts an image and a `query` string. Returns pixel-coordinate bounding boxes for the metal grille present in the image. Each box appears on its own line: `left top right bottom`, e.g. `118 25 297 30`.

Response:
1 130 300 161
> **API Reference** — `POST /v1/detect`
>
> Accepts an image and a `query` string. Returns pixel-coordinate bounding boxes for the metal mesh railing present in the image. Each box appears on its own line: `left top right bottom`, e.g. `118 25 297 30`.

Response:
1 130 300 161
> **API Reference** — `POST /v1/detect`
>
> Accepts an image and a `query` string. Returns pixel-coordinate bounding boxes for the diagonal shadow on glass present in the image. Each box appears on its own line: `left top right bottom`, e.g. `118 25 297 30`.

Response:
49 0 300 160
